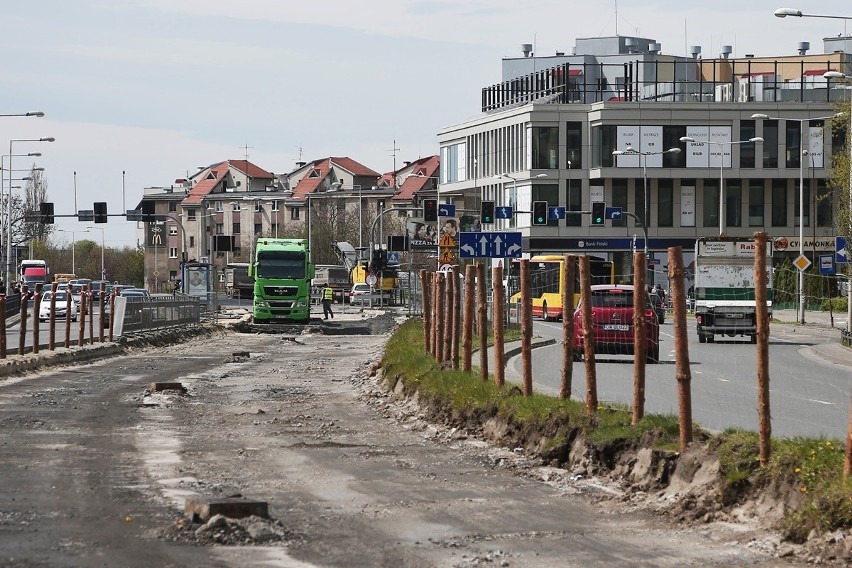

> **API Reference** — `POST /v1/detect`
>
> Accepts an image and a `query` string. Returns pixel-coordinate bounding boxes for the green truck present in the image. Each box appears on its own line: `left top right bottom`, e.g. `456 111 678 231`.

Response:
248 238 314 322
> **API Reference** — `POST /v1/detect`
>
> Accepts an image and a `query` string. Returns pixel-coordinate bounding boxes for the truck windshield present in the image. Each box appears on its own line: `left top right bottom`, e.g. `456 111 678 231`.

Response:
256 251 306 279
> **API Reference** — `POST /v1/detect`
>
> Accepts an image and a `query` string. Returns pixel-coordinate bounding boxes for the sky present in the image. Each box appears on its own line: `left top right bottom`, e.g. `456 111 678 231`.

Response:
0 0 848 248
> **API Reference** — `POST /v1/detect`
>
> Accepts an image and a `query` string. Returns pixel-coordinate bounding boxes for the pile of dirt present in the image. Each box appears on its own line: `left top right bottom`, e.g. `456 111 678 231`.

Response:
159 514 297 547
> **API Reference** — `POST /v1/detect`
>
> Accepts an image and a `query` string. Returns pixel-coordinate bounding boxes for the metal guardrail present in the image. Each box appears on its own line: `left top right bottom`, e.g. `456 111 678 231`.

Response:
842 329 852 348
116 296 202 334
3 293 22 318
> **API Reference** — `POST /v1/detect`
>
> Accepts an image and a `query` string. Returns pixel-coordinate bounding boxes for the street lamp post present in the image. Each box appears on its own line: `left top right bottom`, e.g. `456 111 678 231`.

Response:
56 229 89 275
750 114 837 324
611 146 681 260
494 173 548 229
7 137 54 294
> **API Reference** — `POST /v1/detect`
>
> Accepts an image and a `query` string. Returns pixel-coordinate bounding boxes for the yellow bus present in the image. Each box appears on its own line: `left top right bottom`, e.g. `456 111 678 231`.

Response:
510 255 615 321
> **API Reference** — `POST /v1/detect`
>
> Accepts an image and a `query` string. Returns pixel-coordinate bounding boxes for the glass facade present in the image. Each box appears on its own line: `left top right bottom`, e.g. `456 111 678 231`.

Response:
762 120 779 168
740 120 756 168
657 180 673 227
531 127 559 169
611 179 627 228
566 122 582 169
748 182 764 227
565 178 582 226
772 179 787 227
703 180 719 228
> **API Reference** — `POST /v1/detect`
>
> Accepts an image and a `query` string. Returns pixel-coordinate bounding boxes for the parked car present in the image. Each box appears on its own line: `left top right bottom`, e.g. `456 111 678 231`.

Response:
90 280 110 300
572 284 660 363
119 288 151 298
649 291 666 324
38 290 79 322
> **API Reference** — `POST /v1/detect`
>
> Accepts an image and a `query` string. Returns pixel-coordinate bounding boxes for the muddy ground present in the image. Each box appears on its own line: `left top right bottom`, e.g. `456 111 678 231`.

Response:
0 313 847 566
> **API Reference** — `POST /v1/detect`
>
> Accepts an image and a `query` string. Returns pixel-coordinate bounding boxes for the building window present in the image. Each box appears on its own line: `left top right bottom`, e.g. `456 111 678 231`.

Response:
725 180 742 228
531 126 558 169
254 201 262 212
254 223 262 235
566 122 582 168
592 125 616 168
566 178 582 226
748 182 764 226
169 247 177 259
762 120 779 168
703 180 719 228
216 223 224 235
657 180 673 227
189 236 195 248
816 180 832 228
662 126 687 167
771 179 787 227
291 208 300 220
169 201 177 212
794 184 810 228
634 179 648 228
271 200 280 211
169 225 177 236
740 120 756 168
611 179 627 228
232 222 241 234
214 201 223 212
441 142 466 182
186 210 196 221
232 202 241 211
786 121 802 169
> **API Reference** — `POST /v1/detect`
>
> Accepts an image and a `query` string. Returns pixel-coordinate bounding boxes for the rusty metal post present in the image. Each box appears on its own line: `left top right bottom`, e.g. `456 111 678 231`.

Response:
561 253 576 399
493 264 506 388
462 264 474 372
0 296 5 358
754 232 771 465
477 262 488 381
633 252 647 424
579 256 597 414
420 269 431 354
78 291 86 347
520 259 533 396
65 290 73 348
18 285 28 356
669 247 693 451
32 283 42 354
430 272 439 359
48 282 57 350
451 266 460 369
435 273 445 363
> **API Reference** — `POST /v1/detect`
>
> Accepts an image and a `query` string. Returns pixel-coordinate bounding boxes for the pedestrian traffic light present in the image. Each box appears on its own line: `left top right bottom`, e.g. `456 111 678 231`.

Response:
39 202 54 224
532 201 548 225
480 200 495 224
591 202 606 226
371 248 386 272
423 198 438 222
93 201 108 223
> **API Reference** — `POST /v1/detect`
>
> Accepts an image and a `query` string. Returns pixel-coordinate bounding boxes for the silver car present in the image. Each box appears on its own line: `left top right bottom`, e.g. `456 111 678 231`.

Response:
38 290 79 322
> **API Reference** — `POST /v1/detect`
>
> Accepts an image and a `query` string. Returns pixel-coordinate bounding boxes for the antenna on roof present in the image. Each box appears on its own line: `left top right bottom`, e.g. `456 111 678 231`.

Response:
387 139 400 188
240 143 253 161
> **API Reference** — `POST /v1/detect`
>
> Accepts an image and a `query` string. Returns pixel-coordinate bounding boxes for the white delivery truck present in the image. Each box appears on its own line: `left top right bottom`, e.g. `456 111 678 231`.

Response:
693 237 773 344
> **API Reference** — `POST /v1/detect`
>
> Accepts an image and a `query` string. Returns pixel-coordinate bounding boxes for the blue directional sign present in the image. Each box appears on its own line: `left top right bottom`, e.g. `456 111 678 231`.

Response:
495 206 513 219
605 206 623 220
836 236 848 264
548 206 565 220
438 203 456 217
459 231 523 258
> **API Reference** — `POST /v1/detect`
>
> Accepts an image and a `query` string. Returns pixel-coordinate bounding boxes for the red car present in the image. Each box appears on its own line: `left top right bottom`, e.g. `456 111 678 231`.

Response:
572 284 660 363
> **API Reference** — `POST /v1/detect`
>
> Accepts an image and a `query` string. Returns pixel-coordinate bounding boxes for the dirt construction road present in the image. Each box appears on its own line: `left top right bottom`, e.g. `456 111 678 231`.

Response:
0 321 802 567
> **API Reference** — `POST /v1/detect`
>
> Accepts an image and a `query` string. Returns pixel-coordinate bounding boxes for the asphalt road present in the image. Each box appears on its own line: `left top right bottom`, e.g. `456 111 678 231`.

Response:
0 323 796 567
512 312 851 439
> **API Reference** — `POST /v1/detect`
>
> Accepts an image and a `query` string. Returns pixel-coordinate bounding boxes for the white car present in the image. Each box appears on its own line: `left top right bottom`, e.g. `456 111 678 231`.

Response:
38 290 79 322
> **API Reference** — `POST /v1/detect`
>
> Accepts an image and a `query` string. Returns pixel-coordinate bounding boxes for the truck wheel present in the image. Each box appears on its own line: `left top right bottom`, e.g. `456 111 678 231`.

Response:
698 332 706 343
707 334 715 343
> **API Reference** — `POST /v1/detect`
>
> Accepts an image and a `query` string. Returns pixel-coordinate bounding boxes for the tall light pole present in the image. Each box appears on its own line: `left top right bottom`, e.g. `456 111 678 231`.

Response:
750 114 837 324
824 71 852 334
56 229 89 275
495 173 548 229
612 147 681 258
7 137 54 294
86 226 106 280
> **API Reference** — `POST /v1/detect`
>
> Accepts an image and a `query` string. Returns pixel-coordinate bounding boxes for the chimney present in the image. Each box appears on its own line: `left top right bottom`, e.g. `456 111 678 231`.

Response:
720 45 732 59
521 43 533 57
690 45 702 60
649 42 661 54
797 41 810 55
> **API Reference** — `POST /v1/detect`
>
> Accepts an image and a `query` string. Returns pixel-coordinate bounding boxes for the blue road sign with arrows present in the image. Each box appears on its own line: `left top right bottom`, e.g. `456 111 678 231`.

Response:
606 206 623 220
836 236 848 264
459 232 523 258
548 206 566 220
438 203 456 217
495 206 513 219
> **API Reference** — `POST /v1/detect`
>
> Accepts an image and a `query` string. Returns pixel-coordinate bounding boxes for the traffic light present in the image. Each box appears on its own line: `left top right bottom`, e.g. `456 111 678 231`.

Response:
423 198 438 222
39 202 54 224
480 200 495 224
93 201 108 223
591 202 606 226
371 248 386 272
532 201 548 226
